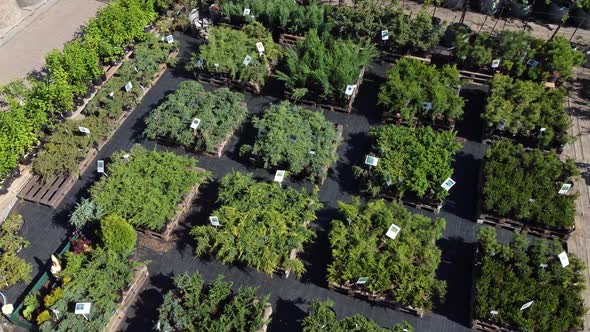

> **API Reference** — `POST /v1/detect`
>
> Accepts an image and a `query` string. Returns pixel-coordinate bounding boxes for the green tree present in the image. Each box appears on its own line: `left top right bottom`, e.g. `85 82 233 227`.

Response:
99 215 137 255
0 215 31 289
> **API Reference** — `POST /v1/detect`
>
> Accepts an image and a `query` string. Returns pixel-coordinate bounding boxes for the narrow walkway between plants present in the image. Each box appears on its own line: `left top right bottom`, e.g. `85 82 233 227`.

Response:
564 66 590 331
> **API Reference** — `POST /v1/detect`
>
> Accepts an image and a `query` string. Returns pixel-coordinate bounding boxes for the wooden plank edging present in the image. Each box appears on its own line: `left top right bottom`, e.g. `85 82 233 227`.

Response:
103 264 149 332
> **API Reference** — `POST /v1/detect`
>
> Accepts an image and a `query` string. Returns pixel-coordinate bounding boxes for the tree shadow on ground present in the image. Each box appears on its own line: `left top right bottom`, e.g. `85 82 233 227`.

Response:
335 131 371 196
444 151 482 221
433 237 476 327
300 207 339 287
267 297 308 332
455 86 487 142
124 273 175 331
352 71 384 126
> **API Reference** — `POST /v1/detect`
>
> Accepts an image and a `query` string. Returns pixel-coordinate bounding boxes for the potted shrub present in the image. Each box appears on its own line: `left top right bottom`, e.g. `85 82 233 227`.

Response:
472 227 585 332
144 80 247 156
378 58 463 127
158 272 272 331
190 171 321 277
0 214 32 289
328 199 446 314
481 140 578 231
483 74 571 150
187 22 281 93
240 102 342 183
275 29 377 112
353 125 462 207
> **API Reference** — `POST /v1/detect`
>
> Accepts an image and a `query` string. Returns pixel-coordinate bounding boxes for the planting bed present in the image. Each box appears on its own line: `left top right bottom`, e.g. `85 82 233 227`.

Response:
104 265 149 332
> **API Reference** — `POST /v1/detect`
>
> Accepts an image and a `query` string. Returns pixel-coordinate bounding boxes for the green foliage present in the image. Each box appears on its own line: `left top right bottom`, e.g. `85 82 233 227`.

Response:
43 287 63 308
191 172 321 277
302 299 414 332
22 292 40 321
275 30 376 104
453 31 584 81
144 81 247 153
242 102 340 182
378 58 464 123
332 2 442 53
475 227 586 332
0 214 32 289
69 198 103 230
221 0 331 35
484 74 570 149
99 215 137 255
39 248 137 331
158 272 269 331
90 145 209 231
483 140 578 228
328 199 446 310
353 125 461 202
189 22 281 87
37 310 50 325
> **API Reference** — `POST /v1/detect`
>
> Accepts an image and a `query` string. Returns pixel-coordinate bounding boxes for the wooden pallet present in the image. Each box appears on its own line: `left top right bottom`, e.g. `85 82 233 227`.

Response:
139 177 203 242
381 52 432 64
282 219 311 278
476 214 525 233
257 304 273 332
381 193 442 214
477 213 573 240
328 283 425 317
472 319 516 332
459 70 493 85
279 33 304 47
383 111 455 131
104 265 149 332
197 72 262 94
288 67 365 114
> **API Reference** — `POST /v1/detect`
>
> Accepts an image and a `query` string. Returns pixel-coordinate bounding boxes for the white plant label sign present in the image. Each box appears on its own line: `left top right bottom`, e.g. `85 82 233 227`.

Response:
540 127 546 133
74 302 92 315
422 102 433 110
124 82 133 92
166 35 174 44
274 170 286 183
78 126 91 135
209 216 220 227
520 300 534 311
490 310 498 315
381 30 389 41
491 59 501 68
558 183 572 195
196 58 204 69
190 118 201 129
385 223 401 240
97 160 105 174
109 92 115 98
243 8 251 16
256 42 265 53
540 263 548 269
385 173 392 186
441 178 456 191
243 55 252 66
558 251 570 267
356 277 369 285
345 84 356 96
365 155 379 167
527 59 539 67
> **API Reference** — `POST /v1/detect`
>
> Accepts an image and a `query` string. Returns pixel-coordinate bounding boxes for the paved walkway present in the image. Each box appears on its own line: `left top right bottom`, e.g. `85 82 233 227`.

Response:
0 0 105 84
564 66 590 331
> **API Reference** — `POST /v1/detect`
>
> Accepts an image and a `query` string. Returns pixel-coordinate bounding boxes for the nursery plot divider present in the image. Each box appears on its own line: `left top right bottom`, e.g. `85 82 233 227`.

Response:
380 192 442 214
380 52 432 64
138 173 204 242
17 48 180 208
278 33 305 47
327 282 425 317
204 102 248 158
458 70 494 86
474 157 574 241
197 72 265 94
286 68 365 114
257 303 273 332
103 264 149 332
382 111 456 131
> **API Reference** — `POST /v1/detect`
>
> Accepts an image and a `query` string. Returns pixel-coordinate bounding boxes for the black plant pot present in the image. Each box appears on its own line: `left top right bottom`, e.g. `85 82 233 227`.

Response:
442 23 471 47
475 0 502 15
507 1 532 18
124 105 132 112
570 8 590 29
443 0 465 10
535 1 569 23
93 76 104 86
74 97 84 106
87 85 96 95
63 110 74 117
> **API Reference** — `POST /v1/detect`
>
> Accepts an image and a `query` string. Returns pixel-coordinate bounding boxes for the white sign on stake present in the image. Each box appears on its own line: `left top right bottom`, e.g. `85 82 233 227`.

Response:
124 82 133 92
558 251 570 267
309 150 316 156
78 126 91 135
386 173 392 186
209 216 220 227
540 127 546 133
190 118 201 130
196 58 204 69
490 310 499 315
491 59 501 68
422 102 433 110
520 301 534 311
540 263 548 269
108 92 114 98
97 160 105 174
385 223 401 240
243 8 250 16
527 59 539 67
365 155 379 167
256 42 265 54
381 30 389 41
74 302 92 315
345 85 356 96
558 183 572 195
274 170 286 184
243 55 252 66
441 178 456 191
356 277 369 285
